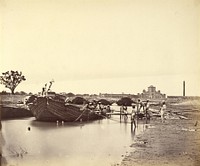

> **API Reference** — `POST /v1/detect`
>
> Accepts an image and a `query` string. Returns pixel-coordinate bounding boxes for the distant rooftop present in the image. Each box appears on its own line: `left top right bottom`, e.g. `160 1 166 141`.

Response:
148 85 155 88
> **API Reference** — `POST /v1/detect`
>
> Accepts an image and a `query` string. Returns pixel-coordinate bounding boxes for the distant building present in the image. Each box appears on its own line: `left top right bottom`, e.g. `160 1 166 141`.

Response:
138 85 166 99
99 93 138 99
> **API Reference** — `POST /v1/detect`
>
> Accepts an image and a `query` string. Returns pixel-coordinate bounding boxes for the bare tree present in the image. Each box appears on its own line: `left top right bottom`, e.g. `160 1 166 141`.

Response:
0 70 26 94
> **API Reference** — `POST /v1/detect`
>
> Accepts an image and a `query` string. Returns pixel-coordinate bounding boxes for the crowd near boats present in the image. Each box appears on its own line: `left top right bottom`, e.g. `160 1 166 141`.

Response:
23 81 168 123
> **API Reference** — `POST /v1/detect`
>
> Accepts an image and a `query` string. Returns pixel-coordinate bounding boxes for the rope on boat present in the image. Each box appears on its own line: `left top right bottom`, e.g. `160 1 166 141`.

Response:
73 108 88 122
94 112 107 118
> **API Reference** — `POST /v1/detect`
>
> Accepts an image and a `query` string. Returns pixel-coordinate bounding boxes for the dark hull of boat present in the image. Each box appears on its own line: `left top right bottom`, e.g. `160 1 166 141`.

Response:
28 97 103 122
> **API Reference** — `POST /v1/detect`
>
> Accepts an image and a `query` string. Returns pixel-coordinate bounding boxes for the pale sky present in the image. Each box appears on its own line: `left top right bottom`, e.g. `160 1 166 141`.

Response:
0 0 200 96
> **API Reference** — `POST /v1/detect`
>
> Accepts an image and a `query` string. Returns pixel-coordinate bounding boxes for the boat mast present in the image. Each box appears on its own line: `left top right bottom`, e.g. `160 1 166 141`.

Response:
41 79 54 96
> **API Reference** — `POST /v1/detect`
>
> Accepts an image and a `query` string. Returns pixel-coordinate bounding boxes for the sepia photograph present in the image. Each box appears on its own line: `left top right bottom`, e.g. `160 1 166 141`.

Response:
0 0 200 166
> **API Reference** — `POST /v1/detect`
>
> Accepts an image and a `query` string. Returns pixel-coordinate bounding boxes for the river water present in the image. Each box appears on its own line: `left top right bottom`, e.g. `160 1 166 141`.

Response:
1 106 148 166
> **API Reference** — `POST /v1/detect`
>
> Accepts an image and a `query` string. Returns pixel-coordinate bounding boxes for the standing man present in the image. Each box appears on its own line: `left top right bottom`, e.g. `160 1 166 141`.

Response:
145 100 150 119
136 99 142 114
160 101 166 123
123 104 128 119
131 104 136 128
98 102 103 114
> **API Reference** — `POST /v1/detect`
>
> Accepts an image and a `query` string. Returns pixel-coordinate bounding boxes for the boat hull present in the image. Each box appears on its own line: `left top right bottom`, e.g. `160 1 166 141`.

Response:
28 97 103 122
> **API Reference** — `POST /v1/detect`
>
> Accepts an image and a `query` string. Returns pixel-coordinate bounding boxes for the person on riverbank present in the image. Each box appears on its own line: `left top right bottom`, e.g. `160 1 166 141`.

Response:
97 102 104 114
131 104 136 128
136 99 145 119
106 105 111 118
123 105 128 119
145 100 150 119
160 101 166 123
136 99 142 114
120 105 123 112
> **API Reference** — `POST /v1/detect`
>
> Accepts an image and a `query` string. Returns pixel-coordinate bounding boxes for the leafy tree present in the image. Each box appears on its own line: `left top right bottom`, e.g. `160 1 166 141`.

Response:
0 70 26 94
72 97 88 105
98 99 111 105
117 97 134 106
29 92 33 95
66 92 75 97
19 91 27 95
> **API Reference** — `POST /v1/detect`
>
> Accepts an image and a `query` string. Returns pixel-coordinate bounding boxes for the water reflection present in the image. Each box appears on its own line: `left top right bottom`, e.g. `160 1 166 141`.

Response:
1 110 150 166
0 156 7 166
30 119 87 130
1 130 7 166
131 128 136 139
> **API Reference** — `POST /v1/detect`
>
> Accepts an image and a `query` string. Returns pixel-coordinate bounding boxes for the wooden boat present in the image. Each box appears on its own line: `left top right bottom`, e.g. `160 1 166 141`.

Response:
26 81 104 122
26 94 103 122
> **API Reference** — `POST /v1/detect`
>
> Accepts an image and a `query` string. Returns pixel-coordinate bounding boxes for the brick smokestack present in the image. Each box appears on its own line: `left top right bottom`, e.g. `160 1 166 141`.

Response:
183 81 185 96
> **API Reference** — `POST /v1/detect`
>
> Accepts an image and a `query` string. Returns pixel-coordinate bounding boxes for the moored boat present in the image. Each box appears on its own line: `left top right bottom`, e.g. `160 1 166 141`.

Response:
26 81 103 122
26 96 103 122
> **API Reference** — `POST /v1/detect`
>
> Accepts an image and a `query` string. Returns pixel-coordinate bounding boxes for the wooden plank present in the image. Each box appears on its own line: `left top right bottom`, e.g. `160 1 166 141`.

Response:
179 115 189 120
106 113 132 115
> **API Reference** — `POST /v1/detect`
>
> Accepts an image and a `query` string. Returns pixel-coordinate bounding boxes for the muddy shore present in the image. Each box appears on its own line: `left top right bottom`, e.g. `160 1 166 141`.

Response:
1 106 33 119
0 95 33 119
121 102 200 166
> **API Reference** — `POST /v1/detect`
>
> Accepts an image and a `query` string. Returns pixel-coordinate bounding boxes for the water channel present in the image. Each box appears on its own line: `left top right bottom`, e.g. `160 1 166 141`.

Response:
1 106 148 166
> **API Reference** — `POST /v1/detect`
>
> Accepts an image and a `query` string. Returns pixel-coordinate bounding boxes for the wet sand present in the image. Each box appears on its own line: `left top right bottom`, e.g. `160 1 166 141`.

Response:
121 102 200 166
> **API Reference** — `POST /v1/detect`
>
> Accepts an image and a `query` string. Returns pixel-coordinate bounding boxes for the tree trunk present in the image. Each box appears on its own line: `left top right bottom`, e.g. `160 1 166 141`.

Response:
11 89 15 94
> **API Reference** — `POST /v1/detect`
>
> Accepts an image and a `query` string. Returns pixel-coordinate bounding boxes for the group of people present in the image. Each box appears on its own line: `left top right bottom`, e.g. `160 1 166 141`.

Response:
136 99 151 118
129 99 151 120
82 98 167 123
83 101 112 115
121 99 167 124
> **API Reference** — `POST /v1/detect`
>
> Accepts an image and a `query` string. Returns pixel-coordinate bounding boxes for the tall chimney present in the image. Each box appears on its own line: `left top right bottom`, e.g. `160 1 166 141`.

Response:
183 81 185 96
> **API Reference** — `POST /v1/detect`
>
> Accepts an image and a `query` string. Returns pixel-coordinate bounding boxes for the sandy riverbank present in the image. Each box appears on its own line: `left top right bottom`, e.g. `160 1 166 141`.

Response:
0 95 33 119
120 100 200 166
